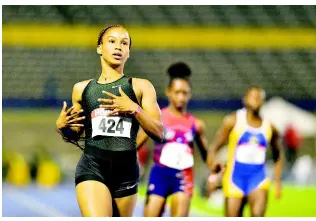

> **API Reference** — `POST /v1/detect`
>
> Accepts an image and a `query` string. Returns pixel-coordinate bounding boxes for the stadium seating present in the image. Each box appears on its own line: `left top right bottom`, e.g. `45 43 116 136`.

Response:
3 6 316 27
3 6 316 101
3 48 316 99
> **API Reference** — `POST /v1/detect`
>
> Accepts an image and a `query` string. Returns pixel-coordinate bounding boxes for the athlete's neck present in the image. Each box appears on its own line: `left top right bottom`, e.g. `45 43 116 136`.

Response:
246 108 261 120
245 109 263 128
167 105 187 117
99 58 124 83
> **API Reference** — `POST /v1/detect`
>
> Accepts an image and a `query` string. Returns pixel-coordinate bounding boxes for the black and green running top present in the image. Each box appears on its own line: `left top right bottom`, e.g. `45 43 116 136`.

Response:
81 76 140 151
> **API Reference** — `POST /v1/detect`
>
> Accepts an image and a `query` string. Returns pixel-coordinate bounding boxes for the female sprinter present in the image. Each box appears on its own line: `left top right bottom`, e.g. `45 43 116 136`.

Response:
137 62 208 217
207 86 283 217
55 25 164 217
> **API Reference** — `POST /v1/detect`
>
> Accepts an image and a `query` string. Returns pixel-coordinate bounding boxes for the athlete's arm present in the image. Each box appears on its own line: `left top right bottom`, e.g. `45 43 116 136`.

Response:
56 80 91 139
136 127 150 150
206 113 236 171
271 124 284 199
134 79 164 142
194 119 208 162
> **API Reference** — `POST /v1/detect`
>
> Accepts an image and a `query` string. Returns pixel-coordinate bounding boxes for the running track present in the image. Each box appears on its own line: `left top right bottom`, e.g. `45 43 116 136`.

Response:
2 182 200 217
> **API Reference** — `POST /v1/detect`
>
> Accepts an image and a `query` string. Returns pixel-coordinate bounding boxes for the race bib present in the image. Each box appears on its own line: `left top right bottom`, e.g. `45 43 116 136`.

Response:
159 142 194 170
235 144 266 164
91 108 132 138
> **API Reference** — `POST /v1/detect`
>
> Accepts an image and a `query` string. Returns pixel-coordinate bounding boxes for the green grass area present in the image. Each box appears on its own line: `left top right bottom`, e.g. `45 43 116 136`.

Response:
138 183 316 217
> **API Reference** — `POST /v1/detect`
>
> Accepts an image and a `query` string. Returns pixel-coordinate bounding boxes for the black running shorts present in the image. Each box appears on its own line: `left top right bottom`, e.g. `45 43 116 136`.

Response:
75 146 140 198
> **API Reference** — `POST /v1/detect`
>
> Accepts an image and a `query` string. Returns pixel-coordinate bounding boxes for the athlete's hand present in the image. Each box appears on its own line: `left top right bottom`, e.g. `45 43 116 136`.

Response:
56 101 85 129
206 173 221 195
274 180 282 199
98 87 139 116
211 163 226 174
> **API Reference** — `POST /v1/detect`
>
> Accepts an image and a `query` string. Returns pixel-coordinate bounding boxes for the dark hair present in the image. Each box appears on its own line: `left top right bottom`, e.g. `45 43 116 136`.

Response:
167 62 192 87
57 128 85 151
244 85 265 98
97 24 132 49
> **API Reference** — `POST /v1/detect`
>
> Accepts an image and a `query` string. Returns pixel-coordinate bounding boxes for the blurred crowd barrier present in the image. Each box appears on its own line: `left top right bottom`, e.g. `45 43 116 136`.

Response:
3 148 61 188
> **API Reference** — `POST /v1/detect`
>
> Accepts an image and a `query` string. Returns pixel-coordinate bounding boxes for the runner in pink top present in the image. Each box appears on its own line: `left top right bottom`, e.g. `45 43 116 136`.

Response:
137 62 209 217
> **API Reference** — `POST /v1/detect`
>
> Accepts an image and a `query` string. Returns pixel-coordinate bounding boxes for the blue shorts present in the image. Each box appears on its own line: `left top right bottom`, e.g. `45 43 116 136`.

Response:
223 162 270 198
146 164 193 198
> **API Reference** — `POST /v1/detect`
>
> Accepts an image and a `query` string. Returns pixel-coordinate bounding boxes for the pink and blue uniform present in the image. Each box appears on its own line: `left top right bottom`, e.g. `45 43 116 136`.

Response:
146 108 200 198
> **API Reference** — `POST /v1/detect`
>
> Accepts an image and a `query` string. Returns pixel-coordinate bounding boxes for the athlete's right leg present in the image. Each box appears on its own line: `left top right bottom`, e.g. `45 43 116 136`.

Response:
76 180 112 216
225 197 246 217
144 165 169 217
223 171 246 217
75 152 113 217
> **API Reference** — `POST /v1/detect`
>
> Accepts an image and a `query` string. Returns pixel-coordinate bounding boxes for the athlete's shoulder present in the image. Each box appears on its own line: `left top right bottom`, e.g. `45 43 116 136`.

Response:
73 79 94 92
223 112 237 128
194 117 206 134
131 78 155 90
71 79 93 102
185 112 198 123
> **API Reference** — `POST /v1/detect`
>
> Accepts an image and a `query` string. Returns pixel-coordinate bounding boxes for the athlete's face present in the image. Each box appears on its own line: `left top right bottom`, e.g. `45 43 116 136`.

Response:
244 88 265 113
166 79 191 110
97 27 130 67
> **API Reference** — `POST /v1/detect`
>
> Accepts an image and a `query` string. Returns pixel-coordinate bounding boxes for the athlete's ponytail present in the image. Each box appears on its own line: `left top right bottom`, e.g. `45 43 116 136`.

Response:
56 127 85 151
167 62 192 87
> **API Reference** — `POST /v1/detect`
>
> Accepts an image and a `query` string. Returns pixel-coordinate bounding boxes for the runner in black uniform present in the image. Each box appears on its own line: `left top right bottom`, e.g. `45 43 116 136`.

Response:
56 25 164 217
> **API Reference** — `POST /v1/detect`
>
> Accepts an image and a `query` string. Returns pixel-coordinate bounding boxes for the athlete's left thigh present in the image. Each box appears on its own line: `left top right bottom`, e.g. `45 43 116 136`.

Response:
248 188 268 217
247 171 269 217
170 192 191 217
112 153 139 217
114 193 138 217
